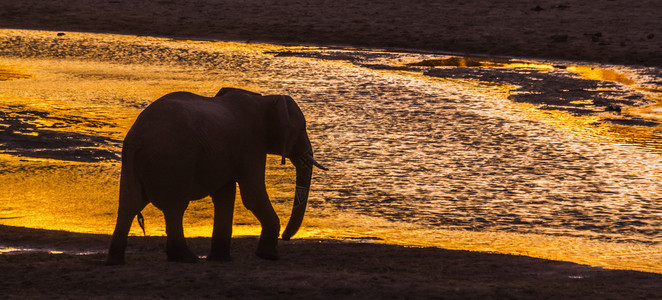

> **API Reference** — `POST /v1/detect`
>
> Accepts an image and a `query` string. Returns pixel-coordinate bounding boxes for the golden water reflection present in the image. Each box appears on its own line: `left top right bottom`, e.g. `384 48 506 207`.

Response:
567 65 635 86
2 153 660 274
1 29 661 274
406 56 556 71
406 56 662 152
0 64 31 81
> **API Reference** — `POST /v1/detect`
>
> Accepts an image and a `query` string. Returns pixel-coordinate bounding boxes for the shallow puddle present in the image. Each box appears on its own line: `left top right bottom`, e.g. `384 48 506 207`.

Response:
0 29 661 273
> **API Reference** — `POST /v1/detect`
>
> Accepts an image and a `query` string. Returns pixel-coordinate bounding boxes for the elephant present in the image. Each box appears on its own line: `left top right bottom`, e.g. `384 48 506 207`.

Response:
105 88 326 265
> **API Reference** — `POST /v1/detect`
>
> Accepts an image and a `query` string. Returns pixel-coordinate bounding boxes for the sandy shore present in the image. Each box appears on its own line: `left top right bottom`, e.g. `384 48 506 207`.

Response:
0 0 660 67
1 1 662 298
2 225 662 299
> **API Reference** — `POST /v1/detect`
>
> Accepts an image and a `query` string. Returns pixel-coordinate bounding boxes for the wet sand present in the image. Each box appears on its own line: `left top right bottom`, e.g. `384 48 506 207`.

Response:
0 0 660 67
1 1 662 299
2 225 662 299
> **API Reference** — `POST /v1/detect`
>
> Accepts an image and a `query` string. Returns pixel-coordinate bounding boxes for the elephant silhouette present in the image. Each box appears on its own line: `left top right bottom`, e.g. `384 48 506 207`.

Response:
106 88 326 265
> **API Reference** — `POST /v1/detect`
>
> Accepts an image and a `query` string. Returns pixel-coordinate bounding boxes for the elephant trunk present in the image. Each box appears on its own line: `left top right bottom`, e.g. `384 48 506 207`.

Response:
281 154 315 241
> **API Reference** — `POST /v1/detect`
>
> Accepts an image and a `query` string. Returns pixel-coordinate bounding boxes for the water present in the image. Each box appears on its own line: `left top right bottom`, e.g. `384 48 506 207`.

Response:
1 29 661 272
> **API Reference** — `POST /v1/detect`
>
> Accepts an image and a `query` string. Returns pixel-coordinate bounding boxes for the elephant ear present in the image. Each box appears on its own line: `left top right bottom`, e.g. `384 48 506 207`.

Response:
275 95 304 164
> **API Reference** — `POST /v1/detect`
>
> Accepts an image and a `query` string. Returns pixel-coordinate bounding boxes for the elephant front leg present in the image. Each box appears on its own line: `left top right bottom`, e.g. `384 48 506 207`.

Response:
163 201 199 263
239 181 280 260
208 182 237 261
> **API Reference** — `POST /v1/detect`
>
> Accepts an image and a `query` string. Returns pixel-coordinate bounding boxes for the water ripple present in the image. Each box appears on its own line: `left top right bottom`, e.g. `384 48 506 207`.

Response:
0 29 660 247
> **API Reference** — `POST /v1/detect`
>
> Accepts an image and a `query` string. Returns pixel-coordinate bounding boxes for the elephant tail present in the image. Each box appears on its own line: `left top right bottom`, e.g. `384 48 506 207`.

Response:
137 212 146 235
117 144 150 236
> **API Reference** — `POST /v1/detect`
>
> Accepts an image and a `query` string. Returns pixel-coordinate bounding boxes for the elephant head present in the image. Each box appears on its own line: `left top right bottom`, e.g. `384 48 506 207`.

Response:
217 87 327 240
270 94 327 240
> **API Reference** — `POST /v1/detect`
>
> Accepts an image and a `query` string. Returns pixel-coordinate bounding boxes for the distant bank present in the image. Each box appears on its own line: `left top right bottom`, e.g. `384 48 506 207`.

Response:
0 0 660 67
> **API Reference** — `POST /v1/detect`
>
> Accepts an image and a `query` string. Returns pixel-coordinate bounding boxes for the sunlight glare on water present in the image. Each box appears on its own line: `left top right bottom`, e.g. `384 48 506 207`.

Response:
0 29 661 273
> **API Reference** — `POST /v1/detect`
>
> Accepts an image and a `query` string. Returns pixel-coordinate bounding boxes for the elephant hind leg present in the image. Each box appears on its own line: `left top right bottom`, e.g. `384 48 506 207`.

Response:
163 201 199 263
106 200 148 266
208 182 237 262
107 147 149 265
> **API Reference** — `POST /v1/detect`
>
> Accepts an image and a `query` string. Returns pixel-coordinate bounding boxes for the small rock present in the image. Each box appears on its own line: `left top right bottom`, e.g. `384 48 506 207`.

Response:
584 32 602 42
606 105 622 113
57 32 65 36
646 33 655 39
531 5 544 12
552 4 570 9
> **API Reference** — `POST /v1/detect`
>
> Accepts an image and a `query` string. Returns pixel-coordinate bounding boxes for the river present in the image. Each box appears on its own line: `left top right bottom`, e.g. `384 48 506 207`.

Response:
0 29 660 273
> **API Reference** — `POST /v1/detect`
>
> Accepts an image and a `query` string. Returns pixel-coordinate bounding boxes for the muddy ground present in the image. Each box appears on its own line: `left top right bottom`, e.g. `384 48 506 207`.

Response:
2 225 662 299
1 1 662 299
0 0 660 67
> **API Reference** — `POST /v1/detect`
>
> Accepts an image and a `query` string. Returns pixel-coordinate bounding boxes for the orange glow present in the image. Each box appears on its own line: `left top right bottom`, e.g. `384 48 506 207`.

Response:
567 65 635 86
403 57 662 153
0 63 31 81
503 102 662 152
406 56 555 70
1 29 661 275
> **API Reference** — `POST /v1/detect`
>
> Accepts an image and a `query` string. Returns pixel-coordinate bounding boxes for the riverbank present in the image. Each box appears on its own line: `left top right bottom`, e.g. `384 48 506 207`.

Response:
2 1 662 298
0 0 660 67
2 225 662 299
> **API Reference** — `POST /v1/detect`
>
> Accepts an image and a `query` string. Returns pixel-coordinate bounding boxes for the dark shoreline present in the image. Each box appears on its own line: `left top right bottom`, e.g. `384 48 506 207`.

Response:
2 225 662 299
2 1 662 298
0 0 660 67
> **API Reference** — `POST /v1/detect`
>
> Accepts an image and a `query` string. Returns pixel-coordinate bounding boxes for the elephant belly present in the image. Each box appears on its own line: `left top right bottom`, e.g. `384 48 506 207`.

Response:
128 132 235 206
123 95 242 205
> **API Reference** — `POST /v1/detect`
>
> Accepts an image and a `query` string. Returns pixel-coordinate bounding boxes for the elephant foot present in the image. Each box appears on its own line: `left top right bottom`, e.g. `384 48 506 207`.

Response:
255 238 279 260
256 249 279 260
105 248 126 266
167 248 200 263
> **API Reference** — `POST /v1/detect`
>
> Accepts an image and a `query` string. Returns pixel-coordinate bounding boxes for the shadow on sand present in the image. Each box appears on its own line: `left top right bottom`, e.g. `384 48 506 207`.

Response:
1 225 661 299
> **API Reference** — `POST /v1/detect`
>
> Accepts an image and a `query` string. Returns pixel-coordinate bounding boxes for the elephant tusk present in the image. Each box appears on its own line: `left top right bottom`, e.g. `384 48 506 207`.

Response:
297 152 328 171
310 157 328 171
